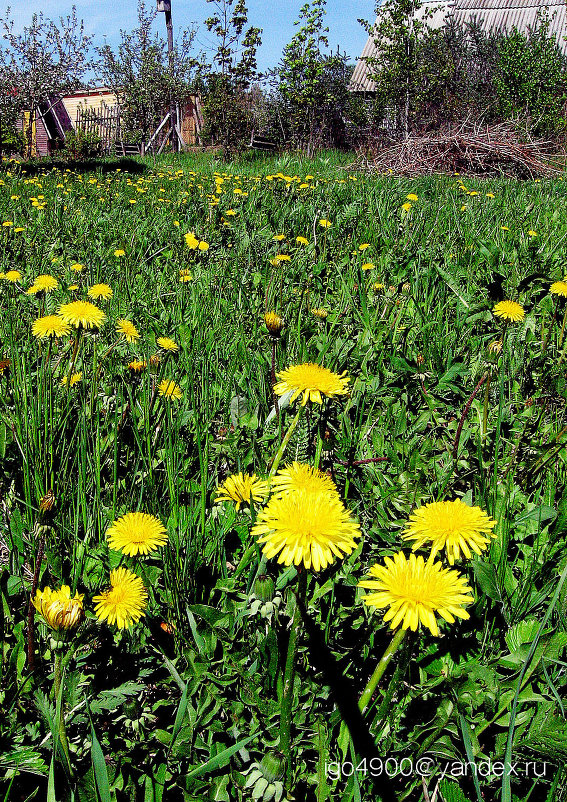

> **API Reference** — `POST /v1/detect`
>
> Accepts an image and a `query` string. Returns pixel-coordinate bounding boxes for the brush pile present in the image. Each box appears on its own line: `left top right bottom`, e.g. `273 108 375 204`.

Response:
354 122 565 178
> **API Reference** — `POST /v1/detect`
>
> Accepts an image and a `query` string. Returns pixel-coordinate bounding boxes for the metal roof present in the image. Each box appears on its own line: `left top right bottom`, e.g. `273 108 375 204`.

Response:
350 0 567 91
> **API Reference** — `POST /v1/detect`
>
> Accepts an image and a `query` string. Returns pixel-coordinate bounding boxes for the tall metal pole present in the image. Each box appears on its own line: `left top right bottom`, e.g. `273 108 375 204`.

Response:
164 4 178 151
157 0 178 151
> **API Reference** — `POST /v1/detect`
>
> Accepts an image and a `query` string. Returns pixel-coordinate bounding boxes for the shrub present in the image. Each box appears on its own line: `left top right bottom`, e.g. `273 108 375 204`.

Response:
62 129 103 161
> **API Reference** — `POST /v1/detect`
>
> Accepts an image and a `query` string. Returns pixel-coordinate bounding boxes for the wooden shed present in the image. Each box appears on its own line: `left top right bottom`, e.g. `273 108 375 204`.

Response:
17 86 203 156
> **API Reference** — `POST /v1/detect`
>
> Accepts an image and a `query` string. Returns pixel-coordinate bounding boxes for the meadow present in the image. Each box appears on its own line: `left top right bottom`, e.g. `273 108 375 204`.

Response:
0 150 566 802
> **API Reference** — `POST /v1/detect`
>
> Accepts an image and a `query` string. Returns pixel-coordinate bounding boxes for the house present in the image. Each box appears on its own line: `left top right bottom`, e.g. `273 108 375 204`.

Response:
350 0 567 93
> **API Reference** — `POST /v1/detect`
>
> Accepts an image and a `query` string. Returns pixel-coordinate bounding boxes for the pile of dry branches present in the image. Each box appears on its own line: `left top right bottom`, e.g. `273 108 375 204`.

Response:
354 122 565 178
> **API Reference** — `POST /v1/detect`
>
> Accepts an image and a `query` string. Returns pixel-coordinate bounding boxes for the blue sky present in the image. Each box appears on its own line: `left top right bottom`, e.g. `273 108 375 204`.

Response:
9 1 375 75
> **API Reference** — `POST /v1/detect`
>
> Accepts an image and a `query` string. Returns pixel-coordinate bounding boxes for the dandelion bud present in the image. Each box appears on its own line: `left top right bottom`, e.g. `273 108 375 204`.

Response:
402 282 411 294
264 311 284 338
33 586 84 632
487 339 503 355
253 574 275 603
259 752 286 783
39 490 56 514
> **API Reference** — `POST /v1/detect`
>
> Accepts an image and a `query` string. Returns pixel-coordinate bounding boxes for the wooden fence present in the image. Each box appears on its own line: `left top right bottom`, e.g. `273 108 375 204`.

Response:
75 106 121 154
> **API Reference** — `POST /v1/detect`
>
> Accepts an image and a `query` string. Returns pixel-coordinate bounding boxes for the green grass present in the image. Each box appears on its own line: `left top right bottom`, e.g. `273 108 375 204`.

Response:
0 151 566 802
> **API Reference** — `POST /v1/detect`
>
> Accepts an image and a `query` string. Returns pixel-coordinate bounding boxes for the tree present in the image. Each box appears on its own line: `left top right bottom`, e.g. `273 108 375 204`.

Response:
98 0 197 147
199 0 262 151
0 6 92 156
278 0 358 154
494 15 567 135
360 0 431 138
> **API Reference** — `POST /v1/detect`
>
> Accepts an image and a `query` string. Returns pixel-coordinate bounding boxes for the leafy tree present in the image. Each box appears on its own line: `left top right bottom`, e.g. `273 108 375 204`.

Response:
359 0 431 138
0 6 92 156
278 0 356 154
200 0 262 152
494 15 567 135
98 0 197 147
410 19 502 128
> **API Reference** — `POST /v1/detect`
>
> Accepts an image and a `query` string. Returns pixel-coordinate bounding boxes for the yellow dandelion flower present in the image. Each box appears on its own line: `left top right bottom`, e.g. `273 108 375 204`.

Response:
273 234 286 241
2 221 13 227
60 372 82 387
296 236 308 245
362 263 375 271
32 315 71 339
88 283 113 301
401 202 412 212
251 488 360 571
128 360 146 372
158 379 182 400
216 472 268 510
550 281 567 297
373 282 385 291
402 499 497 564
406 194 418 201
493 300 525 323
359 552 473 636
70 263 85 272
33 585 84 632
184 232 199 249
270 462 338 497
274 363 350 406
93 567 147 629
116 319 140 342
179 269 193 282
528 230 537 237
27 275 59 294
3 270 21 282
157 336 178 352
114 249 126 257
311 308 328 319
107 511 168 556
359 243 371 250
198 241 209 251
319 219 332 229
58 300 106 329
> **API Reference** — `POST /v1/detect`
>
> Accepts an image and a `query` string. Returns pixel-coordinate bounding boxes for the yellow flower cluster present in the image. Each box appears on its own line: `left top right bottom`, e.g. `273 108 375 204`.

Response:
359 498 496 636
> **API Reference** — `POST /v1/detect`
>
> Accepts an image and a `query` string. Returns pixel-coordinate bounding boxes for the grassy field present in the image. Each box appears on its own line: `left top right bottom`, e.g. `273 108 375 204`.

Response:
1 150 567 802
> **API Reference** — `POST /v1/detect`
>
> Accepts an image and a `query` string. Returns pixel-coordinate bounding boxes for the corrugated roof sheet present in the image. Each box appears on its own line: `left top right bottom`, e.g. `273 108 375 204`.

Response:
350 0 567 91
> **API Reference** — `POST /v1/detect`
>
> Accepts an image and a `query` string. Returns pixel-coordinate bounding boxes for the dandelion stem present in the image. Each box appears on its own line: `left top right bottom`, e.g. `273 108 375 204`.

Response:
559 305 567 349
280 568 306 790
68 327 82 379
542 296 560 354
26 525 46 670
452 373 488 460
269 405 305 478
482 372 492 442
271 339 280 430
53 646 73 777
359 628 407 713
